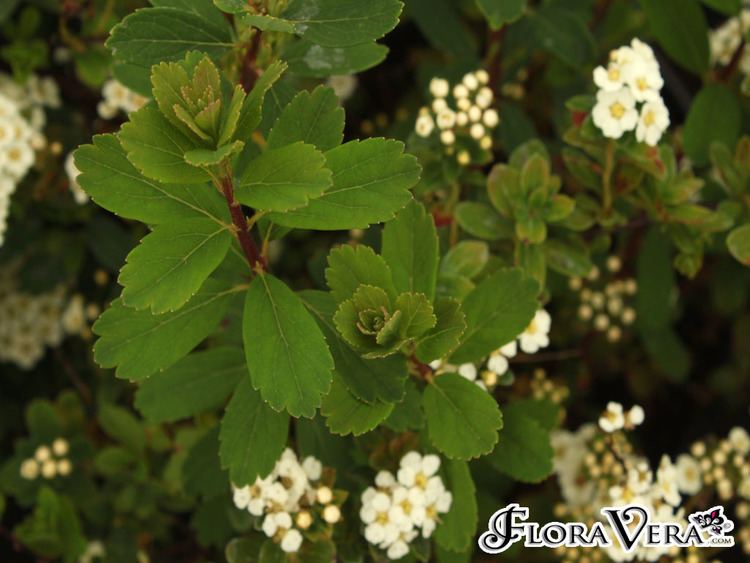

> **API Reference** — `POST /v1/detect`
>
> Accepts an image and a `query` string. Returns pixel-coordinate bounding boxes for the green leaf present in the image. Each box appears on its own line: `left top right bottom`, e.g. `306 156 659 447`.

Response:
434 460 477 552
119 218 231 314
235 61 287 141
727 223 750 265
119 105 210 183
243 273 334 417
455 202 511 241
184 428 228 498
407 0 477 58
415 298 466 363
235 142 332 212
135 347 245 423
382 200 439 301
641 326 690 382
334 285 403 357
450 269 538 364
242 13 297 32
213 0 248 14
441 241 489 279
423 373 503 460
384 379 424 431
325 244 396 303
93 280 237 381
700 0 740 14
74 134 228 225
635 229 674 330
394 292 437 339
543 239 593 278
269 139 420 230
106 7 232 70
476 0 526 28
283 0 402 47
267 86 344 152
532 5 595 67
509 398 560 431
321 376 394 436
683 84 741 167
300 290 407 404
14 488 86 561
639 0 709 75
219 378 289 486
152 0 230 29
99 404 145 452
184 141 245 167
487 402 554 483
283 40 389 77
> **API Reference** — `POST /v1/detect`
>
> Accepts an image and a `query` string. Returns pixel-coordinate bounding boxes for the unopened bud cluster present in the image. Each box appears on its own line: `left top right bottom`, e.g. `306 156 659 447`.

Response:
20 438 72 481
569 257 636 342
414 70 499 166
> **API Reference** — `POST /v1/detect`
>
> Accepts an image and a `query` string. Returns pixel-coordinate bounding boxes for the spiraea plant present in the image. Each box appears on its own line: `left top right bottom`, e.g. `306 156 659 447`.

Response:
70 0 543 560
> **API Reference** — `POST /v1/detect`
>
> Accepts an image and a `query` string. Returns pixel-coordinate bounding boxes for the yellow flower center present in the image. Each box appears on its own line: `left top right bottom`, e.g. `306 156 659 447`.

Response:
609 102 626 119
400 499 413 515
526 319 538 335
415 472 428 488
608 68 620 81
376 512 389 525
643 110 655 126
636 77 648 91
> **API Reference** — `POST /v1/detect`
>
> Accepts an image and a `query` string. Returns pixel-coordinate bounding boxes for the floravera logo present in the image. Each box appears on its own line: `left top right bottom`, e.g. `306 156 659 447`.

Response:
477 503 735 555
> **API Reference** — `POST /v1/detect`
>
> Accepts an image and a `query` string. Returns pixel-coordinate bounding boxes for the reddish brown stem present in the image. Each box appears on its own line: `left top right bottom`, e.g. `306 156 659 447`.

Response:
221 175 264 270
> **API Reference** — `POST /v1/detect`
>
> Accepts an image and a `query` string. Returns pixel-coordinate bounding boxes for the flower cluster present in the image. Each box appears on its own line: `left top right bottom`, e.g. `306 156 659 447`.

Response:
591 38 669 146
0 264 92 369
709 10 750 73
570 257 636 342
0 74 58 246
414 70 499 166
97 79 147 119
232 448 342 554
552 404 750 562
360 452 452 560
430 308 553 393
483 308 552 380
19 438 72 481
528 368 570 406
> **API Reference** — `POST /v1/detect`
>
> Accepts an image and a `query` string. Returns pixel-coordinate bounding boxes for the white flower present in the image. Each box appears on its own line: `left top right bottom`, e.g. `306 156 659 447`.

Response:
592 87 638 139
65 152 88 205
519 309 551 354
57 459 72 476
386 537 411 560
4 141 34 178
729 426 750 454
429 78 449 98
487 341 517 375
626 59 663 102
415 114 434 137
483 108 499 128
470 123 485 140
453 84 469 99
462 72 479 90
326 74 357 101
435 109 456 129
625 405 645 428
232 485 251 510
675 454 702 495
397 452 441 489
301 456 322 481
262 511 292 538
654 456 681 507
635 99 669 146
280 528 303 553
457 363 477 382
598 401 625 433
52 437 69 456
20 458 38 480
323 504 341 523
593 63 627 92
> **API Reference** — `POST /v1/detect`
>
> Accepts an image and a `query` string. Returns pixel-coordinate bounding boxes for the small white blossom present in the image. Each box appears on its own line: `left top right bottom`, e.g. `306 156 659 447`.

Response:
592 88 638 140
675 454 702 495
598 401 625 433
519 309 551 354
635 99 669 146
